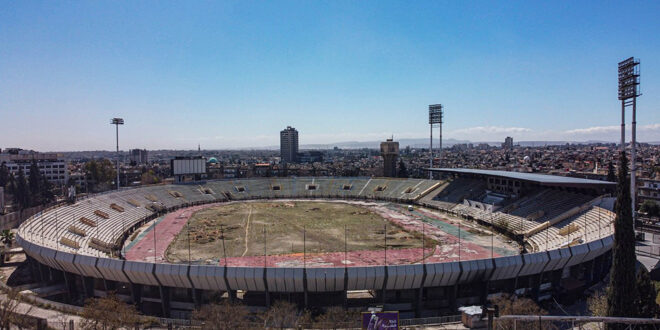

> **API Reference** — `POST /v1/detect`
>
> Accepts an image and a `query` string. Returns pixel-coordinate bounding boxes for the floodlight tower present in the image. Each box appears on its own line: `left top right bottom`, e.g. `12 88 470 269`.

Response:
617 57 640 225
111 118 124 190
428 104 443 179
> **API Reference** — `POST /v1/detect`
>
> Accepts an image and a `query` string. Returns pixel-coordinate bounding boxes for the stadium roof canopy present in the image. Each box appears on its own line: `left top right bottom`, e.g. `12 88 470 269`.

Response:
427 168 616 189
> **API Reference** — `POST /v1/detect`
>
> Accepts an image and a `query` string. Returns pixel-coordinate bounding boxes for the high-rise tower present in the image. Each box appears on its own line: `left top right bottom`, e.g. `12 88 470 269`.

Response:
280 126 299 163
380 138 399 177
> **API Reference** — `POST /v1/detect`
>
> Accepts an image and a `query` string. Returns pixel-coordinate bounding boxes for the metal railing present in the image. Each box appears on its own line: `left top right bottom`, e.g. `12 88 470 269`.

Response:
399 314 462 326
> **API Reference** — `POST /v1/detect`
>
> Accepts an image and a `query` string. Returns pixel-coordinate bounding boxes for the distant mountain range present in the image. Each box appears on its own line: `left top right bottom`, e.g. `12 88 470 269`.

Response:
296 138 623 150
51 139 659 154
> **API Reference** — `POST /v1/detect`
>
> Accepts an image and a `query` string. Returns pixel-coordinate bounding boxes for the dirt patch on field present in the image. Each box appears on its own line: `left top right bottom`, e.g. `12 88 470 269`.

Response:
166 201 437 264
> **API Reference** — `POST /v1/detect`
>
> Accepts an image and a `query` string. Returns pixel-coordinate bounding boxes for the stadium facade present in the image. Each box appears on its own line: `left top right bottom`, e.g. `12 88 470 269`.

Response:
18 174 616 318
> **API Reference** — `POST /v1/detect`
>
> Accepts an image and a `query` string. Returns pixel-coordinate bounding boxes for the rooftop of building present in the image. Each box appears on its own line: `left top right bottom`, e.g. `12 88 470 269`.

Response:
428 167 616 189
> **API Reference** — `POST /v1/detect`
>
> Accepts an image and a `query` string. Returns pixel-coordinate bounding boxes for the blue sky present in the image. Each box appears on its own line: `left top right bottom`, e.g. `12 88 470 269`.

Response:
1 1 659 150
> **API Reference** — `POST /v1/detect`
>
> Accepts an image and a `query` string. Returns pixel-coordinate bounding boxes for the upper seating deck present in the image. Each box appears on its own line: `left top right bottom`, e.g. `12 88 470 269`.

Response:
17 177 440 257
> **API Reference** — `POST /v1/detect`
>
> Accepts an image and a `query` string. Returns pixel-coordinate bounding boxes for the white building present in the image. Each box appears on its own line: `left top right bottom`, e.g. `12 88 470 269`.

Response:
130 149 149 165
0 150 69 186
638 179 660 207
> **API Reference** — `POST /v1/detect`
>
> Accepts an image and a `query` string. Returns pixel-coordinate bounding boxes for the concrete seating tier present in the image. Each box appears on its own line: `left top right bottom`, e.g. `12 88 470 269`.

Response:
17 178 440 257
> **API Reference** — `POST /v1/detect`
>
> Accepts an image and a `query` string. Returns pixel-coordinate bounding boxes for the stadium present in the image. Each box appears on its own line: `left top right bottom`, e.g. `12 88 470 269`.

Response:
17 171 617 319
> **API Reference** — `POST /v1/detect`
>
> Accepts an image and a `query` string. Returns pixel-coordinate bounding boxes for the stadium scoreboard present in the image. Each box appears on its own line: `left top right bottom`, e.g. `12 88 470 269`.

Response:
171 157 207 175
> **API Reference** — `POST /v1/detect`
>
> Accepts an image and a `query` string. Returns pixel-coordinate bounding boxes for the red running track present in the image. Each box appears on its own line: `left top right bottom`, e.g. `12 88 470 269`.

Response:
124 202 500 267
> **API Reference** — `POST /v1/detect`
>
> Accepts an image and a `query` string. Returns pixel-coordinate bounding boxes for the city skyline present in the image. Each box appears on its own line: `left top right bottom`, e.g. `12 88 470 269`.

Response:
2 1 660 151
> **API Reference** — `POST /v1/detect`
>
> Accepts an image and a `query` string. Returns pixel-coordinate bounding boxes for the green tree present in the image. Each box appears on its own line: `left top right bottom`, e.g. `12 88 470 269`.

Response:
6 174 16 195
84 159 116 192
140 170 160 185
0 162 8 188
14 169 29 210
640 200 660 217
635 267 658 319
606 151 638 328
0 230 14 246
607 161 616 182
40 175 55 204
397 159 409 178
28 159 43 206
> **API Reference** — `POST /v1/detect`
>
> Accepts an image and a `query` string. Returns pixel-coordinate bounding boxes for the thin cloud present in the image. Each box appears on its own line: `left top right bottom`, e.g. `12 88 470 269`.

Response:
564 124 660 135
449 126 532 135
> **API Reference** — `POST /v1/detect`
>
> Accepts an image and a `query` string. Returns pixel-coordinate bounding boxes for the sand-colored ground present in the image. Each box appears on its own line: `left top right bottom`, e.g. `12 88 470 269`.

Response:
166 201 436 263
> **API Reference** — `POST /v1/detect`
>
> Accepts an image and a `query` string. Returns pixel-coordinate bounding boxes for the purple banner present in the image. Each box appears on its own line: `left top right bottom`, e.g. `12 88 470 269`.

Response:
362 311 399 330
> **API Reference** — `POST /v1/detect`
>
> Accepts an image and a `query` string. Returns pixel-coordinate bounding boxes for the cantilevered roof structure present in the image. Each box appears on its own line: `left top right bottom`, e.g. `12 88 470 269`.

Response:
427 168 616 190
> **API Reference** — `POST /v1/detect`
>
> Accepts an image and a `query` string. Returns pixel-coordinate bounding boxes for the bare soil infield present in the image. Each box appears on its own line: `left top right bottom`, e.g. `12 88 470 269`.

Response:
166 201 436 263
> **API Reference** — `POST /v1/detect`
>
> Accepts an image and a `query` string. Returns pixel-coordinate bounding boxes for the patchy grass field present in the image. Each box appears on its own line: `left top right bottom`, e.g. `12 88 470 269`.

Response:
166 201 433 263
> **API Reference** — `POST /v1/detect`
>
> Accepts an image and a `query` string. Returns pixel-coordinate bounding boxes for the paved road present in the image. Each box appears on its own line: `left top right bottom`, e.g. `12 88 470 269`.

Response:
0 292 82 329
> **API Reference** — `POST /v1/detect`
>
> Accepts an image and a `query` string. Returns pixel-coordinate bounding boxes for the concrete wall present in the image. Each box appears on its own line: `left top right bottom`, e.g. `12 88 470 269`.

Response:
17 234 613 293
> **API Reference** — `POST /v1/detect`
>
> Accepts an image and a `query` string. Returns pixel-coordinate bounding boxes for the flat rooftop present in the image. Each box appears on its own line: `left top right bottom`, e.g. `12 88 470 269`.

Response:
428 168 616 189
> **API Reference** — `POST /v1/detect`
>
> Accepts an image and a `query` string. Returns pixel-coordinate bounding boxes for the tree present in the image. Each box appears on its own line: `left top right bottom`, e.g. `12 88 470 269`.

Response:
606 151 638 327
40 175 54 204
588 289 608 316
192 301 250 329
140 170 160 185
79 295 143 330
640 200 660 217
313 306 360 329
14 169 29 210
1 230 14 247
635 267 658 319
490 294 548 329
397 159 409 178
261 300 300 329
28 159 42 206
84 159 116 192
0 162 8 188
6 174 16 196
0 288 35 329
607 161 616 182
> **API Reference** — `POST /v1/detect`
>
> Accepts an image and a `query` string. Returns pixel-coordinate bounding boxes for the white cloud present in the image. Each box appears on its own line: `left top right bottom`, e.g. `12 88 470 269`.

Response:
564 125 619 135
449 126 532 135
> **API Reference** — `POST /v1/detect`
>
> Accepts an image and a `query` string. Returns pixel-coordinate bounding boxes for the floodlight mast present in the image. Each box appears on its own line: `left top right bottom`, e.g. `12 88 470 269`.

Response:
111 118 124 191
428 105 443 179
617 57 640 227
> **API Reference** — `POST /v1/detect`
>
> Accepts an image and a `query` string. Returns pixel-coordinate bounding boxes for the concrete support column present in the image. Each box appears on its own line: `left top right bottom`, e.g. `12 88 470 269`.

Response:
343 268 348 310
82 276 95 300
131 283 143 306
63 271 77 301
303 268 309 308
449 285 458 312
416 264 427 318
481 281 490 305
531 274 541 301
37 263 48 283
192 289 202 309
381 266 388 304
159 286 171 318
263 268 270 308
